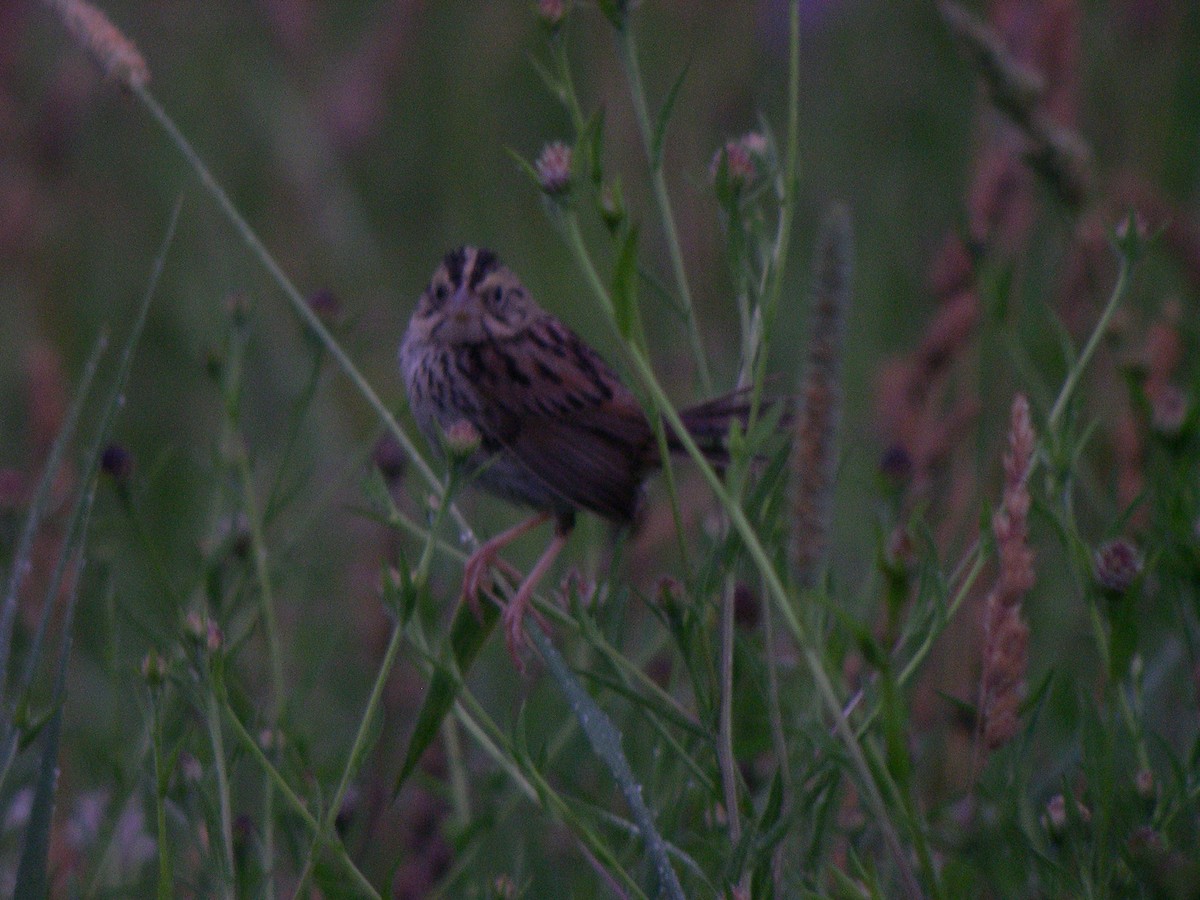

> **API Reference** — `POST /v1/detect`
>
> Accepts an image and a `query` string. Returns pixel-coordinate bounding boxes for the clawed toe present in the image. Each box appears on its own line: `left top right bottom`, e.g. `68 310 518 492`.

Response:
460 549 526 620
460 550 493 619
502 603 528 672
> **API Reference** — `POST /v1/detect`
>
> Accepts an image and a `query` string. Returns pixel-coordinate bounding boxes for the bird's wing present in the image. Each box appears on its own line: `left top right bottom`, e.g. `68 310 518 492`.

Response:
470 317 651 522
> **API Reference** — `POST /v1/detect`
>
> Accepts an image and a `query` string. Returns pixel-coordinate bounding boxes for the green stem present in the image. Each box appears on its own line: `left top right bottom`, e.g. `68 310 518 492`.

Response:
614 27 711 393
630 343 920 895
151 692 172 900
717 578 742 849
293 619 406 897
750 0 802 415
526 621 686 900
233 456 284 740
442 717 471 829
131 86 477 552
204 689 236 899
536 243 915 889
559 211 691 565
222 701 381 900
1048 256 1129 432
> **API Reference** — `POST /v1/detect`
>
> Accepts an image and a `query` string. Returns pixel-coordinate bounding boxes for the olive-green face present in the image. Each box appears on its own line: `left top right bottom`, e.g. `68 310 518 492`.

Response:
411 246 536 344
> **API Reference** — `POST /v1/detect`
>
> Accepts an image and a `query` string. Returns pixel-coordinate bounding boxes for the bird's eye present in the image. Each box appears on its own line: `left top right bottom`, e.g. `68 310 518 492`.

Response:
431 283 449 307
486 285 505 309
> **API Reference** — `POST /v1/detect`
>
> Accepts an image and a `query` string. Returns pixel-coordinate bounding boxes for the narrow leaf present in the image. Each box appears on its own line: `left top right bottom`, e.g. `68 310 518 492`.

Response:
650 60 690 170
13 704 62 898
0 332 107 699
392 598 499 797
612 225 640 340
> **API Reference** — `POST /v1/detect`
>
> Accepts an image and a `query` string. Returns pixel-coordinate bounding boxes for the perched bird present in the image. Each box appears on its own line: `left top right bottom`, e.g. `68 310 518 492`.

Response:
400 246 763 665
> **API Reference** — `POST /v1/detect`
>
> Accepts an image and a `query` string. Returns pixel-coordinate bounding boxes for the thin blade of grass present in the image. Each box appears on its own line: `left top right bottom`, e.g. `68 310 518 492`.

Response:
0 332 108 701
526 621 686 900
13 474 96 898
12 198 181 891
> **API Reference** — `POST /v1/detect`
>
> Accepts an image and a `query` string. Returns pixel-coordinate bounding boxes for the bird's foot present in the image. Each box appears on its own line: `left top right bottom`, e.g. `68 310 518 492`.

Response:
460 545 522 620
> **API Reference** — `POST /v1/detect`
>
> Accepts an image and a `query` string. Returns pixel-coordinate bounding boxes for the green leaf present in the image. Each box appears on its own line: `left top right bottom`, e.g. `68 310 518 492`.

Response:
1106 591 1138 679
651 60 690 171
392 597 499 797
381 554 421 627
505 146 542 188
758 766 785 834
596 0 628 29
612 225 640 340
881 672 912 791
312 856 365 899
0 331 106 708
14 706 61 899
580 107 606 186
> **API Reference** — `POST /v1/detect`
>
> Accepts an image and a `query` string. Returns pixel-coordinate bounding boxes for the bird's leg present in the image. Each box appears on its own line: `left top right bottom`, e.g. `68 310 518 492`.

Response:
461 511 551 618
502 525 570 670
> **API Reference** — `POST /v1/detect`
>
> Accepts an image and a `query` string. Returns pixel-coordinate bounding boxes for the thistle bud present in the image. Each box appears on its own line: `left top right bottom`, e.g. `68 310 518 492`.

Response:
709 139 756 190
1094 538 1143 593
537 0 569 31
1150 384 1187 436
535 141 572 196
100 443 133 483
141 650 168 685
307 288 343 327
443 419 482 462
598 180 625 232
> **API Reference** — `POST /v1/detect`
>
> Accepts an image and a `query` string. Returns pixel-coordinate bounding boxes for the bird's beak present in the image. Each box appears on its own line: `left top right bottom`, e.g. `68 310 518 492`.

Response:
449 285 472 323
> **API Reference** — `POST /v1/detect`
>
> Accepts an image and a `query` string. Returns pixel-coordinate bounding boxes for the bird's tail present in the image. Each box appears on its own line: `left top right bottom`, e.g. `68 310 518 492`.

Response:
669 385 789 467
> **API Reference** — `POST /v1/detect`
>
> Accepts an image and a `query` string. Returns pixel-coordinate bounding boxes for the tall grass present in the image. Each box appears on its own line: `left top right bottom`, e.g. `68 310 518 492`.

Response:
4 0 1200 896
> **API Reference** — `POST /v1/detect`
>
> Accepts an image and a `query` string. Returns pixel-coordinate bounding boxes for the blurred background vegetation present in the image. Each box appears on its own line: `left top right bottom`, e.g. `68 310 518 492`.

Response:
3 0 1200 896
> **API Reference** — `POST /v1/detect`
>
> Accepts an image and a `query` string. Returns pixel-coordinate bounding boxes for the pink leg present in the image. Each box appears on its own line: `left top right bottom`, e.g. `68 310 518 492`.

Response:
461 511 552 617
503 528 570 670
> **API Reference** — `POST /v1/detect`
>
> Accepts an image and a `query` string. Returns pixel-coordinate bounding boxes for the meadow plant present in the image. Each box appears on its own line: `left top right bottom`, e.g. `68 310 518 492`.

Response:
2 0 1199 896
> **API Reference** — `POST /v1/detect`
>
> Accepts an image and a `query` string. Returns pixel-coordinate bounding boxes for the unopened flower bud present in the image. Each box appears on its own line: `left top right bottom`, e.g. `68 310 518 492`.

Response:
537 0 569 31
709 139 755 189
1094 538 1143 593
141 650 168 685
184 611 223 652
373 433 407 484
443 419 481 461
1113 211 1149 262
599 180 625 232
1043 794 1090 835
100 443 133 483
1135 768 1154 799
733 582 760 630
307 288 343 327
1151 384 1187 436
535 141 572 196
205 619 223 653
224 291 252 327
